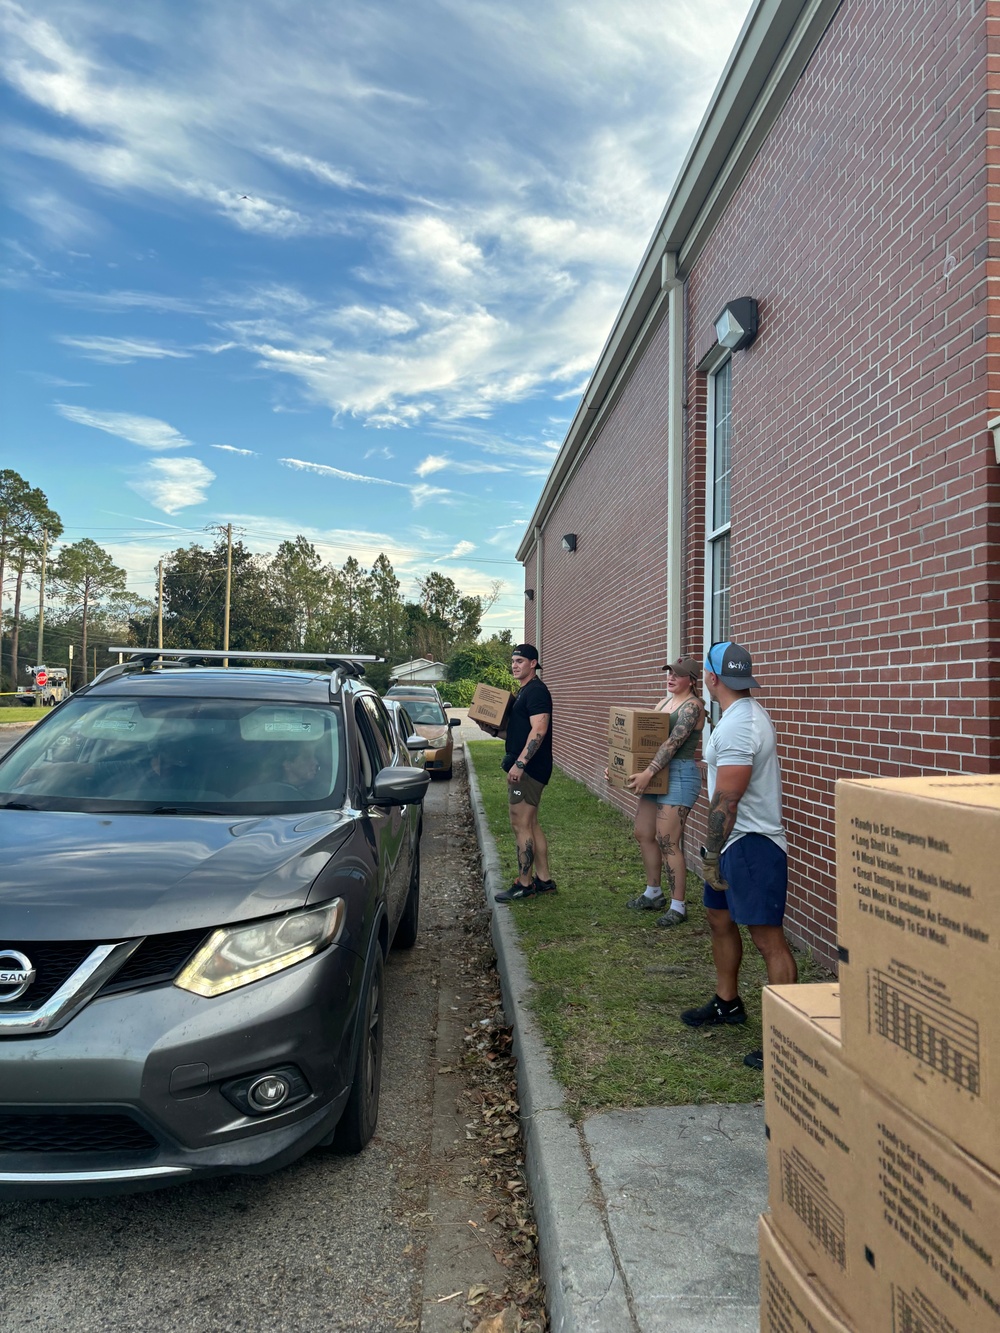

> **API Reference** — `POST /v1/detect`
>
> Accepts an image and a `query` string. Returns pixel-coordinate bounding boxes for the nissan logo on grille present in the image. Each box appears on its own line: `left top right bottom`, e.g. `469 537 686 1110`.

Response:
0 950 36 1003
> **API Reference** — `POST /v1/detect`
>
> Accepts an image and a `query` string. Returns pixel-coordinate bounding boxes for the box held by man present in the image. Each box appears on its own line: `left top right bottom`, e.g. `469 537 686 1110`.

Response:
469 682 513 732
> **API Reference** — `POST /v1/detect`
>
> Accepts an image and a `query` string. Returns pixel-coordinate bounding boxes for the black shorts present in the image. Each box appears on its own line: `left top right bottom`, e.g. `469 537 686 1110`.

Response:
508 772 545 807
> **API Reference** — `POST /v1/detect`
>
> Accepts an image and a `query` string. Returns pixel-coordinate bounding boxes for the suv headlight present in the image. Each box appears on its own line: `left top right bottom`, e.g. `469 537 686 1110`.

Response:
175 901 344 998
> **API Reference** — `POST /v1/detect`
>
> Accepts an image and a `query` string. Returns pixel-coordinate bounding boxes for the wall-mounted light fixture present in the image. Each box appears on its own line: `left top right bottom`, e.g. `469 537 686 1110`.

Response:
713 298 758 352
561 533 577 552
524 588 535 601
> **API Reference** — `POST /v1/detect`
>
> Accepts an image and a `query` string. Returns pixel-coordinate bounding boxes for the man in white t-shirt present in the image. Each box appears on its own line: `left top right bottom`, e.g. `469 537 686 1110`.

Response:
680 641 796 1070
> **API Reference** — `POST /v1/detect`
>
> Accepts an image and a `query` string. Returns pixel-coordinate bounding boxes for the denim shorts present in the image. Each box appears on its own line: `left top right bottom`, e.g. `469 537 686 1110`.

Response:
703 832 788 926
641 758 701 809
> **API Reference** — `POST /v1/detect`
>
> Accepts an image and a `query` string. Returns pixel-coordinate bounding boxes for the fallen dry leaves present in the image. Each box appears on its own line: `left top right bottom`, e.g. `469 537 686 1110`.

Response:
448 830 547 1332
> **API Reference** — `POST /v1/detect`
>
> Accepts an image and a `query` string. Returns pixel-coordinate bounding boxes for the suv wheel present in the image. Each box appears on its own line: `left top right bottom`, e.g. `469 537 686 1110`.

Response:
334 948 384 1153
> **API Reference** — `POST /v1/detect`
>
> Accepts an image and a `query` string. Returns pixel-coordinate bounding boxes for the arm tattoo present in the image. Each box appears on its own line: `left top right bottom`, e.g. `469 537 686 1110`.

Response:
523 735 541 762
647 700 702 773
705 790 740 855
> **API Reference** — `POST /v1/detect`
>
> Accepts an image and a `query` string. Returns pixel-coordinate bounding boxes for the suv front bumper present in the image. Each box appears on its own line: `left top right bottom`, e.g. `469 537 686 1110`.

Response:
0 945 360 1198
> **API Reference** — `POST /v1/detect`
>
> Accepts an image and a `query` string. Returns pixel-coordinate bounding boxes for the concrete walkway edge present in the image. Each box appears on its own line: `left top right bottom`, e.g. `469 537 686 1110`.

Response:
464 754 636 1333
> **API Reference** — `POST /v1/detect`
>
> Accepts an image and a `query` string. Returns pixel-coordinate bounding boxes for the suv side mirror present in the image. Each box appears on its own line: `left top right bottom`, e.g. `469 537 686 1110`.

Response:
371 766 429 806
449 718 460 728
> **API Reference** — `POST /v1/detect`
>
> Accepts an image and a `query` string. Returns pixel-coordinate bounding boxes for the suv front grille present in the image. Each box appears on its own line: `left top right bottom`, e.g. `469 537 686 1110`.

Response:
97 928 208 995
0 1113 158 1154
1 929 208 1010
1 941 96 1010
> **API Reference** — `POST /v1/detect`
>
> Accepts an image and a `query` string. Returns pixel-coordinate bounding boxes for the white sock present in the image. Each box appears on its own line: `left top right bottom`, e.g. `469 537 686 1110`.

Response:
644 885 662 900
670 899 686 915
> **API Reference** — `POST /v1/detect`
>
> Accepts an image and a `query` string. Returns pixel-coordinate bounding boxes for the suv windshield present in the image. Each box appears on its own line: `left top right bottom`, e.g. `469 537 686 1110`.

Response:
0 696 345 814
396 700 447 726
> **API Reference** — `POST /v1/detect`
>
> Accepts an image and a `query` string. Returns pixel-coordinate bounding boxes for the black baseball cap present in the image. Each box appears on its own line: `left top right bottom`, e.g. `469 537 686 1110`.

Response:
512 643 540 667
704 641 760 689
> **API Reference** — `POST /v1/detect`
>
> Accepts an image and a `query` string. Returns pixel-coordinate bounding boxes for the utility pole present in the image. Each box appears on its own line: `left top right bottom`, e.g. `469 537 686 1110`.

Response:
157 560 164 650
35 528 48 665
223 522 232 667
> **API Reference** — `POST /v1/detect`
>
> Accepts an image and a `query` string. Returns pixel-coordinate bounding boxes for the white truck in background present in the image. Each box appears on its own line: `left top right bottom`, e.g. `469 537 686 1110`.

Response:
16 664 69 707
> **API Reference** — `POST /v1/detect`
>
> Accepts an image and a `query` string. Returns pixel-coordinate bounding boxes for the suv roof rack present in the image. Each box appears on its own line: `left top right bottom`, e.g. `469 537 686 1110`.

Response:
93 648 381 698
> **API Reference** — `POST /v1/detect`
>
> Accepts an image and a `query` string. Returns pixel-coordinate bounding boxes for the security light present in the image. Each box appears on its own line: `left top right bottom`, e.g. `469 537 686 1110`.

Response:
713 298 758 352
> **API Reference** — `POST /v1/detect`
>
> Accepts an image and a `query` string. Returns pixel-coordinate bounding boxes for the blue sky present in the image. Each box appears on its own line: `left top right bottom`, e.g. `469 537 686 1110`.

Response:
1 0 752 636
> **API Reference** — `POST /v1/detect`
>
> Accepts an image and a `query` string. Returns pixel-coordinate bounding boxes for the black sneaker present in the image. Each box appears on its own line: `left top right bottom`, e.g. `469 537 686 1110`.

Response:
495 880 539 903
744 1049 764 1071
532 876 557 894
680 994 747 1027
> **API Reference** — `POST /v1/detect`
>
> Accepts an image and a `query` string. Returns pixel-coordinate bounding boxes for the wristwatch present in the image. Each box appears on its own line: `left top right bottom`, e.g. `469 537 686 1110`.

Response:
700 845 718 860
514 759 525 770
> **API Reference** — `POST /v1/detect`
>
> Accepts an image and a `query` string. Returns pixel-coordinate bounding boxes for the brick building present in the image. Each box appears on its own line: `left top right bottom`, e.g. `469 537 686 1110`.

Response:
517 0 1000 966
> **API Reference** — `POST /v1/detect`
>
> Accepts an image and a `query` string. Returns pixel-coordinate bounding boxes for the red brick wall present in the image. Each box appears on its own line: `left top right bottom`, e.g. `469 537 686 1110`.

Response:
531 315 674 801
527 0 1000 967
683 0 998 962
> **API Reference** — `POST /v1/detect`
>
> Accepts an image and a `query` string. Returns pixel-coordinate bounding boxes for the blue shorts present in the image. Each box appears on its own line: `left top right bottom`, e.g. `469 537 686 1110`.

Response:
703 833 788 926
641 758 701 809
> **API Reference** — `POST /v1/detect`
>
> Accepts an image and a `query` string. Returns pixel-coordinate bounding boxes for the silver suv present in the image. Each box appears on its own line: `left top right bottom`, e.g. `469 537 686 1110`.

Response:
0 650 428 1198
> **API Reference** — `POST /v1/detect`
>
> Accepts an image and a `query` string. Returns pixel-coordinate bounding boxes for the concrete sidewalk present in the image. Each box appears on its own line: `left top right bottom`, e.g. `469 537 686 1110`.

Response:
463 750 767 1333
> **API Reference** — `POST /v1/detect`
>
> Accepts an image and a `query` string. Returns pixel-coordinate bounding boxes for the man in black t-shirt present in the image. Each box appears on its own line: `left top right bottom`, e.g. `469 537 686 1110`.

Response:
483 643 556 903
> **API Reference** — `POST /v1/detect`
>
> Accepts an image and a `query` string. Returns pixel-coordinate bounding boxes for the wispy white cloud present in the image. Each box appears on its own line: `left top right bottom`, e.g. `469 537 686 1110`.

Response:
486 520 530 548
445 540 475 559
410 482 454 508
279 457 406 487
57 334 192 363
127 457 215 513
211 444 257 456
25 370 89 387
55 404 192 450
416 452 507 477
280 456 455 509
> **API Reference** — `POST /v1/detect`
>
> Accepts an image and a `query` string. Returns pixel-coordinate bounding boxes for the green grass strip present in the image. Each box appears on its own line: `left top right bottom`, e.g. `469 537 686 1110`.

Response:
467 740 826 1116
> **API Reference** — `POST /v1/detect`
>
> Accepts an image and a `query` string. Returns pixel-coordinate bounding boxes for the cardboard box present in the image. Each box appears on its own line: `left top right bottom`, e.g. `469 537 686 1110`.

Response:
857 1081 1000 1332
468 682 513 731
759 1213 855 1333
606 742 669 795
835 775 1000 1174
763 985 870 1327
608 705 671 755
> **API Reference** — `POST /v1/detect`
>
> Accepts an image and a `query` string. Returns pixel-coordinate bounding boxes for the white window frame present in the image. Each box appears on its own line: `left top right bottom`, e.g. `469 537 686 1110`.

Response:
703 352 732 721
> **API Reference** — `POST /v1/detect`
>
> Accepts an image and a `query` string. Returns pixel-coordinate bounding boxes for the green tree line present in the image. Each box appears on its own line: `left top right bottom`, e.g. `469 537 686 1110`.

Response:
1 468 512 699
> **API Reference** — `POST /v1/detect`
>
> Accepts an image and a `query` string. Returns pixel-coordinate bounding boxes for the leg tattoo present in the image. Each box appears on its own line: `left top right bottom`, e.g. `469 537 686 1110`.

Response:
518 837 535 879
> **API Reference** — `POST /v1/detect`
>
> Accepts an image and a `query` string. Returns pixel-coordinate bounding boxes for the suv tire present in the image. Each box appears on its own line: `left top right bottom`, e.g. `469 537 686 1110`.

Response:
334 948 384 1153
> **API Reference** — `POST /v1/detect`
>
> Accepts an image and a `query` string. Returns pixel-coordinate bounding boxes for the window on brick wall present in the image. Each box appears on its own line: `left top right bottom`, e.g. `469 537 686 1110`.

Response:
706 358 731 644
703 356 732 727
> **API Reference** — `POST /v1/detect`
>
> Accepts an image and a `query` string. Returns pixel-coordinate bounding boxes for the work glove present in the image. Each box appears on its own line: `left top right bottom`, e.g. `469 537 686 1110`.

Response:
701 851 729 893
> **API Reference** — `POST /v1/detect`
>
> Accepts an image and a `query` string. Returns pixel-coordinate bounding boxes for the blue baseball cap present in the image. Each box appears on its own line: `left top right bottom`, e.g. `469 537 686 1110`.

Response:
704 641 760 689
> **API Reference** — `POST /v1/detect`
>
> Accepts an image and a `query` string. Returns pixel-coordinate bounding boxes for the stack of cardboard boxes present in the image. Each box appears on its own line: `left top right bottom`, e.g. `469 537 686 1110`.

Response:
607 706 670 794
760 775 1000 1332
